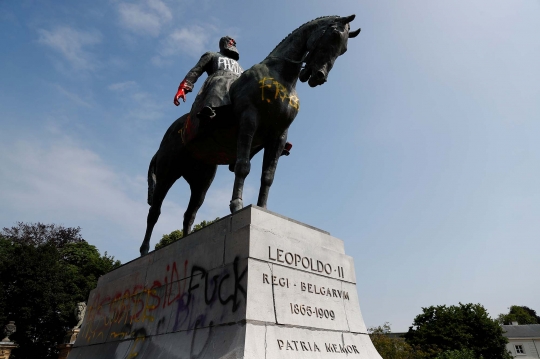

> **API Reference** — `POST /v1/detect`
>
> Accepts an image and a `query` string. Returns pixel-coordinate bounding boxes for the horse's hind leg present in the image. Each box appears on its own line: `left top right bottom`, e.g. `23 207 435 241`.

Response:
183 163 217 235
140 176 177 256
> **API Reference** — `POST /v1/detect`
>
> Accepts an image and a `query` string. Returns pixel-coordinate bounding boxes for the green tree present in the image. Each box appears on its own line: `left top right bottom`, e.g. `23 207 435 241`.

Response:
368 323 436 359
497 305 539 325
435 349 476 359
404 303 511 359
154 217 220 250
0 223 120 359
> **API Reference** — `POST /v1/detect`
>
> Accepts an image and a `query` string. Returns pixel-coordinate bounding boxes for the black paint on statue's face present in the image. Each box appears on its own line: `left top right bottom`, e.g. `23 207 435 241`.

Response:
219 36 239 61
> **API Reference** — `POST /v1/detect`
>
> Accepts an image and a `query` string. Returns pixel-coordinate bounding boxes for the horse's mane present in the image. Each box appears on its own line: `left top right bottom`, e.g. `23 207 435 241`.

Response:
268 15 339 56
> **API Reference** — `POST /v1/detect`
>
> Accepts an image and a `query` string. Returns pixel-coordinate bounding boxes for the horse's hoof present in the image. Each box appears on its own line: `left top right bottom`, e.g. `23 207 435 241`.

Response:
230 198 243 213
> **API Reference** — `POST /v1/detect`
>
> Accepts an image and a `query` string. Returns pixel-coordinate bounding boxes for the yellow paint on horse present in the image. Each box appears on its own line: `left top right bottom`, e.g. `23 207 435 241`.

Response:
258 77 300 110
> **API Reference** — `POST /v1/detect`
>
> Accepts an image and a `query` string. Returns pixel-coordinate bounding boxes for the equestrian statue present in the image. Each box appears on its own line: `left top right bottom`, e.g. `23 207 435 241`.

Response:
140 15 361 256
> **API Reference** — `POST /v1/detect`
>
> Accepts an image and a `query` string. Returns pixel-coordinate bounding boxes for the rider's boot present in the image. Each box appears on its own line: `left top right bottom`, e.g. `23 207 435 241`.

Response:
197 106 216 121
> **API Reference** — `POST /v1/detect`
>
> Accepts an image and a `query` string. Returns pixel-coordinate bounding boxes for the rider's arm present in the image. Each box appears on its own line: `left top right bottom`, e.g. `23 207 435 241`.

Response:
184 52 213 89
174 52 213 105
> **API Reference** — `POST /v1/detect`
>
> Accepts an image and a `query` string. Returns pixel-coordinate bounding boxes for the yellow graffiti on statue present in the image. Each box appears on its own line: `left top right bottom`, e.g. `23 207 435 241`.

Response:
259 77 300 110
126 337 146 358
110 331 131 339
106 288 157 327
81 286 160 343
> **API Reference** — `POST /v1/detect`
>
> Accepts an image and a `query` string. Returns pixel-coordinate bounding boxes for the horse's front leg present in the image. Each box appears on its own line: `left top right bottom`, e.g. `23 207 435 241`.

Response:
257 130 288 208
230 108 258 213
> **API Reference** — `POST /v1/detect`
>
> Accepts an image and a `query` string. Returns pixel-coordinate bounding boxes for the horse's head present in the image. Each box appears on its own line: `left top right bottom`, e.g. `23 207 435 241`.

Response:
299 15 360 87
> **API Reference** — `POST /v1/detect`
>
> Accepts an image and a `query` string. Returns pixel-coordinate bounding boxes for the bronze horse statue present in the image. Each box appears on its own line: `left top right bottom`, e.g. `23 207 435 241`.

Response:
140 15 360 255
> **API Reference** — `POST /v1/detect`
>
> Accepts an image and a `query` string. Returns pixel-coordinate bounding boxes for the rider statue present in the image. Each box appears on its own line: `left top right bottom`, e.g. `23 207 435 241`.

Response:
173 36 292 156
174 36 243 121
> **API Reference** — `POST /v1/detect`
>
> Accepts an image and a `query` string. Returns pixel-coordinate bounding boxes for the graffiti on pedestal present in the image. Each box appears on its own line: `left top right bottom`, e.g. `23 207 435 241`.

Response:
80 257 247 356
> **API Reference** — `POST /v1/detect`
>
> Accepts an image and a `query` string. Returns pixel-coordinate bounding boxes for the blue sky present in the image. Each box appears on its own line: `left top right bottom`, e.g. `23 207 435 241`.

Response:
1 0 539 331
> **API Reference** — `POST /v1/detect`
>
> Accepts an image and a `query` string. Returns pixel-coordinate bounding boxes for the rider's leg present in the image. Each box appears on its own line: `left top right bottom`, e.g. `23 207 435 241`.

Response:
197 105 216 120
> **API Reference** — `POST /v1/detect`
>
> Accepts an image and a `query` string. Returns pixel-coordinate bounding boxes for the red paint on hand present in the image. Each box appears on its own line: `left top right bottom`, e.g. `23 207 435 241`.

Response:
174 80 190 106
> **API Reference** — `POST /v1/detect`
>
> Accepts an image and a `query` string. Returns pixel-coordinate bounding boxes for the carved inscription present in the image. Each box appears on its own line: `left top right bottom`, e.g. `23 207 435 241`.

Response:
262 274 349 300
277 339 321 352
290 303 335 320
301 282 349 300
276 339 361 354
263 274 290 288
268 246 345 278
262 270 349 324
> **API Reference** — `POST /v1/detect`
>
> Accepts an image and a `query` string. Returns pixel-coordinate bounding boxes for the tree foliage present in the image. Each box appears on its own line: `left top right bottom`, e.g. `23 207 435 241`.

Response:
369 323 437 359
404 303 511 359
0 222 121 359
497 305 539 325
435 349 476 359
154 217 220 250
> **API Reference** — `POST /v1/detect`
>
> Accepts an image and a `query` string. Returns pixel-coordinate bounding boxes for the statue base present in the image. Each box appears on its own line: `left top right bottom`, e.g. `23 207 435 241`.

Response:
64 328 80 344
0 342 18 359
57 343 73 359
71 206 382 358
57 328 79 359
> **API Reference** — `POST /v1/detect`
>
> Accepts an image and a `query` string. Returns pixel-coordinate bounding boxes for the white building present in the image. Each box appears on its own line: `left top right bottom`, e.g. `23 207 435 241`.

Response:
502 324 540 358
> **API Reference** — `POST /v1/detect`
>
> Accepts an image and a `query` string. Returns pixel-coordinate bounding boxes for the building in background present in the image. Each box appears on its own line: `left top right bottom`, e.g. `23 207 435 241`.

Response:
503 324 540 358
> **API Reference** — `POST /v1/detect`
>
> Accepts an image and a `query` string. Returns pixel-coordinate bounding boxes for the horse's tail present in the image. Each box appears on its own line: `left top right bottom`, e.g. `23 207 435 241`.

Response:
147 154 157 206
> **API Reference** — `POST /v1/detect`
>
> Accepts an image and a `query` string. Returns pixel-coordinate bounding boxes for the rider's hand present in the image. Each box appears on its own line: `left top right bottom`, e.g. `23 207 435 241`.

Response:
174 88 186 106
174 80 190 106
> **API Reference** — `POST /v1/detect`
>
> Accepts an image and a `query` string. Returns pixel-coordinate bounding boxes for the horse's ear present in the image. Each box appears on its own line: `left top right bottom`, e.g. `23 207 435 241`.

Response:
349 28 361 38
339 14 355 24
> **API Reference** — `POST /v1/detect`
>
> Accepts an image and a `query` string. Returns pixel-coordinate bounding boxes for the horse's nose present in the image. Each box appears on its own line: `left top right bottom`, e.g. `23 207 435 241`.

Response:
315 70 327 82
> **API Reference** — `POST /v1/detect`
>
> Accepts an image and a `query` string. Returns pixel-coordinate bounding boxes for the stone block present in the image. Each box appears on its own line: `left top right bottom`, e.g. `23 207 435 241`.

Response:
164 258 249 333
242 322 267 358
105 284 172 342
263 324 377 358
144 230 225 287
68 340 131 359
97 252 154 286
133 324 246 359
343 281 368 333
244 260 276 323
226 224 356 283
231 206 345 253
0 342 18 359
270 264 354 331
72 207 380 358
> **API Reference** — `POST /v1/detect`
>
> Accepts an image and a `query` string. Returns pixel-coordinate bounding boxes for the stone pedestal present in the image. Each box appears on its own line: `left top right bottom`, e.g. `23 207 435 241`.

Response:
57 329 79 359
70 206 382 358
0 342 18 359
64 328 80 345
57 344 73 359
